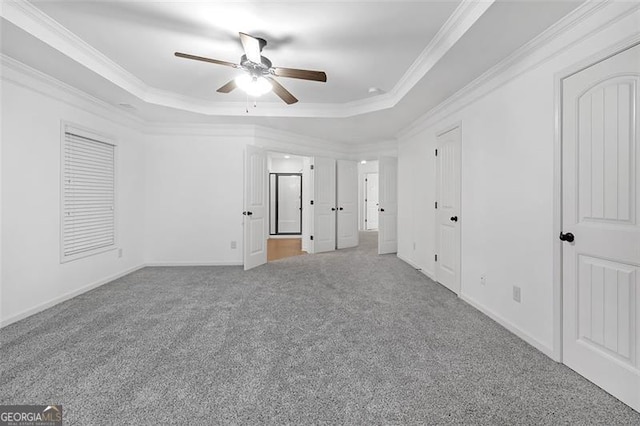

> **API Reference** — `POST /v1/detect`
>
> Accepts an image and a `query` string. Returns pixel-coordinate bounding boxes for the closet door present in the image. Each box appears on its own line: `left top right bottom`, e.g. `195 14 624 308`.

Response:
561 43 640 412
378 156 398 254
337 160 359 249
311 157 336 253
435 126 461 295
243 145 267 270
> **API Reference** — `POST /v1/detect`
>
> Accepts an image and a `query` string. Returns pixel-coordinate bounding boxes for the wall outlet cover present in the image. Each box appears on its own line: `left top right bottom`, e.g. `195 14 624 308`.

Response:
480 275 486 286
230 241 237 249
513 286 521 303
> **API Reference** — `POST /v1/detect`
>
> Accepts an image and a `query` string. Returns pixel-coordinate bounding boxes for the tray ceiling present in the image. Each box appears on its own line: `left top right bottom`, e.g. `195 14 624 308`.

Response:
1 0 584 143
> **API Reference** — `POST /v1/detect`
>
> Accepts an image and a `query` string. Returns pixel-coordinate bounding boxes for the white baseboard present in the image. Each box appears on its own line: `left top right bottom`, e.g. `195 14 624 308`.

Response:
268 235 302 240
144 261 243 267
397 253 554 360
397 253 436 281
1 264 145 328
459 294 555 359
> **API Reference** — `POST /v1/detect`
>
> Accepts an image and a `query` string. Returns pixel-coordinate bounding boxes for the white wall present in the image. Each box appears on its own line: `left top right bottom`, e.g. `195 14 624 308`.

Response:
0 57 393 327
1 77 146 326
268 156 304 173
396 4 640 356
143 132 250 265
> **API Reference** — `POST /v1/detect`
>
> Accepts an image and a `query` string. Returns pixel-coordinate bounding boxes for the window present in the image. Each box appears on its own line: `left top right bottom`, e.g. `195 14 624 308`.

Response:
61 123 116 262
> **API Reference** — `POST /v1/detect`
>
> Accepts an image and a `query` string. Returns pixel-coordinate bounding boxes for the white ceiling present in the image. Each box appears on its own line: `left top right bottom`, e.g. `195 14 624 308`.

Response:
32 0 461 104
1 0 583 144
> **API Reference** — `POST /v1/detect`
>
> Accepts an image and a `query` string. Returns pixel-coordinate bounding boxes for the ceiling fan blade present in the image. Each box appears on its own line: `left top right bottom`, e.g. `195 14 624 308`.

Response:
174 52 238 68
239 32 262 63
266 77 298 105
216 80 237 93
272 67 327 82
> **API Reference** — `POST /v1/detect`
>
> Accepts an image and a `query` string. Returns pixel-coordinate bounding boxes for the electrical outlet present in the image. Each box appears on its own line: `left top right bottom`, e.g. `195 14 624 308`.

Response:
118 248 123 258
480 274 486 286
230 241 237 249
513 286 521 303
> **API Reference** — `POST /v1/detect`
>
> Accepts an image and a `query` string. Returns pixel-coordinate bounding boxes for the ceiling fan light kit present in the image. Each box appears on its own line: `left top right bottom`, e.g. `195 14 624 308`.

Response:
175 32 327 106
235 74 272 97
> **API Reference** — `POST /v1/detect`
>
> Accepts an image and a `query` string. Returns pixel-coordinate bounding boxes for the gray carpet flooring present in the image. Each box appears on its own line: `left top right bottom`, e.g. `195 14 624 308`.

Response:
1 232 639 424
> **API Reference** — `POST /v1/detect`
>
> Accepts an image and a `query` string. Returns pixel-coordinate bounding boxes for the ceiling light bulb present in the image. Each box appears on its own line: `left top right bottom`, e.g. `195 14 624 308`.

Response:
361 160 367 164
284 155 291 159
235 74 272 97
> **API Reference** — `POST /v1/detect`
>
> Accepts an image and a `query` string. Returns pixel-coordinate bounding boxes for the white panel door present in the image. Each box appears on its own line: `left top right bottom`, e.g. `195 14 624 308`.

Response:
301 157 312 253
277 175 302 234
562 43 640 411
337 160 359 249
435 126 461 295
365 173 379 230
312 157 336 253
378 157 398 254
244 145 267 270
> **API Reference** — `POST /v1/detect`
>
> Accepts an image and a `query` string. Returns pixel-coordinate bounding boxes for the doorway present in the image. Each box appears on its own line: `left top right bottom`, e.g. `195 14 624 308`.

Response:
269 173 302 235
266 153 309 262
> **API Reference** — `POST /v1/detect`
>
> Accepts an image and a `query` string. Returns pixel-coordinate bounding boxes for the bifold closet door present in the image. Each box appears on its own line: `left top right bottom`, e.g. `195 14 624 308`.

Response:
311 157 336 253
337 160 358 249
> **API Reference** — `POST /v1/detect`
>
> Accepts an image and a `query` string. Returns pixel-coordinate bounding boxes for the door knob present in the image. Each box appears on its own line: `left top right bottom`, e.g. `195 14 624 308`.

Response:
339 207 344 211
379 208 385 212
450 216 458 222
242 211 253 216
331 207 336 211
559 232 574 243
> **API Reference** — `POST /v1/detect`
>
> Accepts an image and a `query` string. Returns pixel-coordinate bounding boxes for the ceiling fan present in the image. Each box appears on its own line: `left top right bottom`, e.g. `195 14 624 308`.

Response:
175 32 327 105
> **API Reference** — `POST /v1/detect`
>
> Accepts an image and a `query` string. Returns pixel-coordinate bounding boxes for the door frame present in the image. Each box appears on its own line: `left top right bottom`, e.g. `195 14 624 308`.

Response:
552 35 640 363
269 172 302 236
434 121 462 295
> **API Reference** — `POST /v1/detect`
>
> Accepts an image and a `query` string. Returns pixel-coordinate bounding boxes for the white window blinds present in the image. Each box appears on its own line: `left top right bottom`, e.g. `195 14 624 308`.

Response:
62 128 116 261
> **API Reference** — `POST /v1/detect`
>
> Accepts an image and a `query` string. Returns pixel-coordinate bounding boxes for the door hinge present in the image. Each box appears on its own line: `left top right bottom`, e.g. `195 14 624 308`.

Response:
310 200 314 205
310 164 314 170
310 235 314 240
435 201 438 209
435 149 438 156
435 254 438 262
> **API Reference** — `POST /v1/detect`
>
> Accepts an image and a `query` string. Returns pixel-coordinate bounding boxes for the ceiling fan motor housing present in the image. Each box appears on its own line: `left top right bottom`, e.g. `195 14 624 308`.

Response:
240 54 273 76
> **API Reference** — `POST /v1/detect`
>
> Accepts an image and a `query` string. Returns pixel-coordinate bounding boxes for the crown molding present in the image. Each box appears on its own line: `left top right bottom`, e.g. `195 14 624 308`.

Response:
1 0 490 119
254 125 350 158
397 0 634 141
383 0 494 108
142 122 256 138
0 53 145 131
1 50 397 158
1 0 148 96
